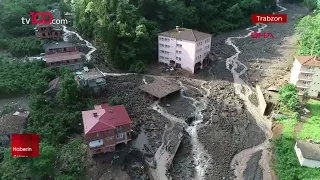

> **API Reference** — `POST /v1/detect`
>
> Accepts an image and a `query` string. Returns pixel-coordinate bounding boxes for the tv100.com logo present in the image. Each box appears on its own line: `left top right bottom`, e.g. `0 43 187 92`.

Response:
29 12 53 24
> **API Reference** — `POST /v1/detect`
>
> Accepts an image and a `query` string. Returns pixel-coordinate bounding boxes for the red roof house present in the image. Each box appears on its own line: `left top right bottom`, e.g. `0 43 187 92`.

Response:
82 104 132 155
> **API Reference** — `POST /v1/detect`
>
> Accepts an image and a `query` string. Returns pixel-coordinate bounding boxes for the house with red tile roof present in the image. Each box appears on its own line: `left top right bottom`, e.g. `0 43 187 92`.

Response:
82 104 132 155
290 56 320 98
42 42 83 70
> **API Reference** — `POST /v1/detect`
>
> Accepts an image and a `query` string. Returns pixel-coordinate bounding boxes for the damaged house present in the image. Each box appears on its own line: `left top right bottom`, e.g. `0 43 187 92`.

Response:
0 110 29 146
74 67 106 93
82 104 132 155
42 42 83 70
35 24 63 39
43 77 61 101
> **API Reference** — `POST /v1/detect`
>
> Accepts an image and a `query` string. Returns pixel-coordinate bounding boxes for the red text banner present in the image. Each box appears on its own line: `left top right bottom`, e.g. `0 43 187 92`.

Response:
11 134 40 157
252 14 287 23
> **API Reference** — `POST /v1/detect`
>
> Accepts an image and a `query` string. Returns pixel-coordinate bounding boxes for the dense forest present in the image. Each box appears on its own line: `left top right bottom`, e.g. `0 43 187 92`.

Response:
67 0 277 70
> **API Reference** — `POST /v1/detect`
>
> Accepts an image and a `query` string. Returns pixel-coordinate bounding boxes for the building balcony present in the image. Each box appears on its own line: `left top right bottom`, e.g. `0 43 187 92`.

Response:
300 67 316 74
298 74 313 81
296 81 310 88
296 87 308 96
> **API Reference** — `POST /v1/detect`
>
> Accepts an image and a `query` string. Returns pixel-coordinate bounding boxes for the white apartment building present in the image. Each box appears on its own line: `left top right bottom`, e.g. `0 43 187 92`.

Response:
290 56 320 98
158 26 212 73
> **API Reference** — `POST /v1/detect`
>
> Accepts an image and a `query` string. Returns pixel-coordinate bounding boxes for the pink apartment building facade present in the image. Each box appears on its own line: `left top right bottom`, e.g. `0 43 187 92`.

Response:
158 26 212 73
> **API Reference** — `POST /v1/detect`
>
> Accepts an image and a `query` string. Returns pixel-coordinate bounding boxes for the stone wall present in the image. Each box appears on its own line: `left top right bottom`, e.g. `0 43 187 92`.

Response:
256 85 267 115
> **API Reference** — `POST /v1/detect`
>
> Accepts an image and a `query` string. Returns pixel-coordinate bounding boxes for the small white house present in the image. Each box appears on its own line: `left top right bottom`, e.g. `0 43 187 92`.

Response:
295 140 320 168
158 26 212 74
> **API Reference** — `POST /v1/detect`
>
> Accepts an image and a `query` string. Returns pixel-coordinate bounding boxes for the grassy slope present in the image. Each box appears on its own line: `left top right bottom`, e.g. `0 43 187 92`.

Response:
298 100 320 139
273 100 320 179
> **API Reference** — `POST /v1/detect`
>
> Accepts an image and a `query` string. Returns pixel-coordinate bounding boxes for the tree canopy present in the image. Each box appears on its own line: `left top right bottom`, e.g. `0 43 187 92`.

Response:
71 0 277 70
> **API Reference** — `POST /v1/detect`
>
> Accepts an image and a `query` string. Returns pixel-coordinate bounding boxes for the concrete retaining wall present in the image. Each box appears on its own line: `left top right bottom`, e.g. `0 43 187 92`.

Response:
256 85 267 115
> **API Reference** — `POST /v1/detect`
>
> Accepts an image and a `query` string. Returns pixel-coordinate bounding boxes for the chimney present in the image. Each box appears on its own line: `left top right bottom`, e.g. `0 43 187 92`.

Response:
176 26 180 31
93 112 98 117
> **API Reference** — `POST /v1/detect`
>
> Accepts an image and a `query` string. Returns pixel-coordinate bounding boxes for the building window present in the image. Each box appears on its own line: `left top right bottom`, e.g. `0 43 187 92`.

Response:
177 44 182 47
303 81 310 85
116 126 123 132
179 57 181 61
116 133 123 139
75 59 78 62
307 66 314 69
96 133 99 137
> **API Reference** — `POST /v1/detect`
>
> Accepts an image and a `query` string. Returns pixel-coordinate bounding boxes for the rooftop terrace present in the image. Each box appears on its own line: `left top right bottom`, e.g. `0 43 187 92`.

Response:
75 67 105 81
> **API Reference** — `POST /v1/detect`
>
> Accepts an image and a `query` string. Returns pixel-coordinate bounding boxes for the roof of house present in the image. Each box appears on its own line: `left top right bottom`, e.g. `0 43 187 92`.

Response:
44 77 61 94
0 114 28 135
139 78 182 99
75 67 105 81
43 51 82 63
159 28 212 42
37 23 53 27
43 42 76 51
295 56 320 67
82 104 131 135
296 140 320 161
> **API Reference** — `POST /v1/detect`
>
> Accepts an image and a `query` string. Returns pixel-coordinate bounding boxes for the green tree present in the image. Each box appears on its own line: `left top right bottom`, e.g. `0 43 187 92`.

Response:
296 14 320 56
0 143 56 180
278 84 299 111
58 74 81 107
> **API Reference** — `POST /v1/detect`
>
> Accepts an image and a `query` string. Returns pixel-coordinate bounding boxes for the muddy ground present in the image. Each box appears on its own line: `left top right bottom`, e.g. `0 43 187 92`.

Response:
66 3 309 180
203 3 309 180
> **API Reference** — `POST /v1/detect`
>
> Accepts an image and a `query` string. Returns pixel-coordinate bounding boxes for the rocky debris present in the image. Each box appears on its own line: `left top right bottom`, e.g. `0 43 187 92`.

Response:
243 150 263 180
170 132 196 180
104 75 170 176
186 115 195 125
248 93 259 107
160 94 195 119
234 3 308 90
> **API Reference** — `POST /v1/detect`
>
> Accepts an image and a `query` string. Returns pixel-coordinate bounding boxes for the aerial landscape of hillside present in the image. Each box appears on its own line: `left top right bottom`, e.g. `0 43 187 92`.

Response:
0 0 320 180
